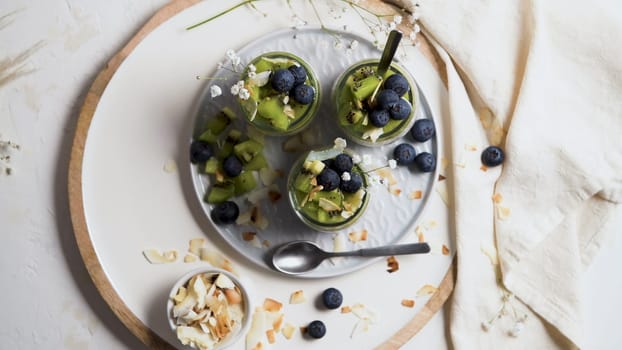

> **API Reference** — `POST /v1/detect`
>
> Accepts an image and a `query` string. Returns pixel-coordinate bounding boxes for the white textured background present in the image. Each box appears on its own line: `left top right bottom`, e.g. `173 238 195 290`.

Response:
1 1 621 349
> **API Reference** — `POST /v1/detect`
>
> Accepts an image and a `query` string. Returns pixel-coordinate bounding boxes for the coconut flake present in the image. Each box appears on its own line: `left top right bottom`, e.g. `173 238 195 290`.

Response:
142 249 178 264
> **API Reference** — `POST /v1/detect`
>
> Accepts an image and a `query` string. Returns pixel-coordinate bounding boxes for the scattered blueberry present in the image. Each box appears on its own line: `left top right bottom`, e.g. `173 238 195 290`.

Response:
410 119 436 142
376 89 400 110
223 155 243 177
189 140 213 164
384 74 410 96
369 109 391 127
292 84 315 105
316 168 340 191
332 154 353 174
271 69 295 93
393 143 416 165
288 65 307 86
481 146 505 167
322 158 334 170
389 99 412 120
340 172 363 193
322 288 343 309
414 152 436 172
211 201 239 225
307 320 326 339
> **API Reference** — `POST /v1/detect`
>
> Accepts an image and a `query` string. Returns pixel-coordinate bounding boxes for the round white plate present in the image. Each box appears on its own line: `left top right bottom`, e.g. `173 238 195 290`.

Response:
190 28 439 278
81 1 453 348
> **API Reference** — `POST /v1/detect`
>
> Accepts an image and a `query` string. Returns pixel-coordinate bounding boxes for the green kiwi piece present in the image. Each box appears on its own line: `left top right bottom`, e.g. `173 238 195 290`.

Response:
233 171 257 195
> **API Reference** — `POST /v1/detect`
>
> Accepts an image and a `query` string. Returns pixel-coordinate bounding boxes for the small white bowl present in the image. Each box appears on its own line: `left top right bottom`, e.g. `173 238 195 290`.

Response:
167 268 253 350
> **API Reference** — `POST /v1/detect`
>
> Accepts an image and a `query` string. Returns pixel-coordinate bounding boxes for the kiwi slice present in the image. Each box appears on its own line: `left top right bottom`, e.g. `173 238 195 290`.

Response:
204 158 220 174
349 75 382 101
234 139 263 163
233 171 257 195
205 183 234 204
243 154 268 171
294 173 314 193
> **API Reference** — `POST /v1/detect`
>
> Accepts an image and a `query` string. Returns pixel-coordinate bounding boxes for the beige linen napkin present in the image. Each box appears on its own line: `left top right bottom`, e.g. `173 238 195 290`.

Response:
393 0 622 348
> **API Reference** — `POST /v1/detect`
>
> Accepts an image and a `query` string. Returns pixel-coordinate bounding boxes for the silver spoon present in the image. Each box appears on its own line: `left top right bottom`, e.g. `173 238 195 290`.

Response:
376 30 403 78
271 240 430 275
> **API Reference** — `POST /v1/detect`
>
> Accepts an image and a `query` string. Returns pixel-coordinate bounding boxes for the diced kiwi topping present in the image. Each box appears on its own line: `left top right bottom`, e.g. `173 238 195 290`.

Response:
193 108 272 204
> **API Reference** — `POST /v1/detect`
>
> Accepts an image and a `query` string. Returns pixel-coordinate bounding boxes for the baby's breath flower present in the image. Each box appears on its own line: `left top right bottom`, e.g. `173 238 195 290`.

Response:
248 64 256 72
508 321 524 337
362 154 372 165
210 85 222 98
341 172 351 181
226 49 238 61
282 95 290 105
352 154 362 164
409 31 418 41
238 88 251 100
349 39 359 49
230 80 245 96
413 23 421 33
388 159 397 169
393 15 403 25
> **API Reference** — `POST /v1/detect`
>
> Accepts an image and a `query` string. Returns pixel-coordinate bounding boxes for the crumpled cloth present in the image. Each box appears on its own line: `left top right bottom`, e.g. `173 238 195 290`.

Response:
392 0 622 348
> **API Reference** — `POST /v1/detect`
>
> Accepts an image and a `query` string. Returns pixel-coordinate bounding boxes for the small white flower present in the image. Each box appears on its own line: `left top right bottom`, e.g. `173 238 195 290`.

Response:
334 137 347 149
210 85 222 98
248 64 256 72
413 24 421 33
217 62 224 69
282 95 289 105
350 39 359 49
393 15 403 24
226 49 237 61
388 22 397 31
352 154 362 164
248 71 257 79
239 88 251 100
508 321 524 337
230 84 240 96
408 15 416 24
362 154 372 165
231 56 241 67
388 159 397 169
341 211 353 219
341 172 351 181
409 31 418 41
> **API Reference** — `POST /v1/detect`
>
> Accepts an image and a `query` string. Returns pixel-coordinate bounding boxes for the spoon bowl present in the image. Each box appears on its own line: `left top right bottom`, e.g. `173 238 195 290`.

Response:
271 240 430 275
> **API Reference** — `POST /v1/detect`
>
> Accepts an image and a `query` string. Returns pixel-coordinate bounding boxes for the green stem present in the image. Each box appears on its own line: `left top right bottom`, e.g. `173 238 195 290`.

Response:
309 0 341 42
186 0 257 30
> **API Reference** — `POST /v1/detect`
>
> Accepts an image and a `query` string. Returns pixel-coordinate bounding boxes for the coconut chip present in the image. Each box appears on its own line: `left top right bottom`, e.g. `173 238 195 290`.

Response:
442 245 450 255
375 168 398 186
348 229 368 243
362 127 384 143
341 306 352 313
386 256 399 273
496 205 511 220
410 190 422 199
142 249 178 264
184 254 198 263
282 323 296 340
246 307 266 350
480 165 489 172
266 329 276 344
268 190 282 203
481 244 499 265
199 248 236 274
188 238 205 256
401 299 415 308
492 193 503 203
416 284 438 297
259 168 282 186
289 290 306 304
435 180 450 206
389 185 402 196
263 298 283 312
331 233 346 265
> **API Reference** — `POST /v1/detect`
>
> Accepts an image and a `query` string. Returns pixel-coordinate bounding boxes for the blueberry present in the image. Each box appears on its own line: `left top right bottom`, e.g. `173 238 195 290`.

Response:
223 155 243 177
322 158 334 170
288 65 307 86
292 84 315 105
340 172 363 193
189 140 213 164
307 320 326 339
384 74 410 96
332 154 353 174
389 99 412 120
322 287 343 309
414 152 436 172
410 119 436 142
376 89 400 110
393 143 416 165
369 109 390 127
271 69 295 93
211 201 239 225
481 146 505 167
316 168 340 191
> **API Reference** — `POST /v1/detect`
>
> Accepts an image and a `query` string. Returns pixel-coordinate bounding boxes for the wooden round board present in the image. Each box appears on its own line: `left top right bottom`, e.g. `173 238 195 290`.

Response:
68 0 455 349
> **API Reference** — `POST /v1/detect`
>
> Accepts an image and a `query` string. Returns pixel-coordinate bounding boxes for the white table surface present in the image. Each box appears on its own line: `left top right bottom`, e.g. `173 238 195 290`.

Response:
1 1 620 349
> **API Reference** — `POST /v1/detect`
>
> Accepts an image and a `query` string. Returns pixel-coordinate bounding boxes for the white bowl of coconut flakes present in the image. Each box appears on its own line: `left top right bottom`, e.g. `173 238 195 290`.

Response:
167 268 253 350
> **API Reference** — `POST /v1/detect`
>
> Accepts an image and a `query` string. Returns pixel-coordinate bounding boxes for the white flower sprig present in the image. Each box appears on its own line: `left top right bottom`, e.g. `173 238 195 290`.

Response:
480 291 529 337
0 136 21 176
230 80 250 100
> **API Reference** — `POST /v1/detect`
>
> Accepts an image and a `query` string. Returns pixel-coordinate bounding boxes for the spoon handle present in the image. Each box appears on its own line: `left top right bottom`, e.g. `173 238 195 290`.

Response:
376 30 403 78
331 242 431 258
